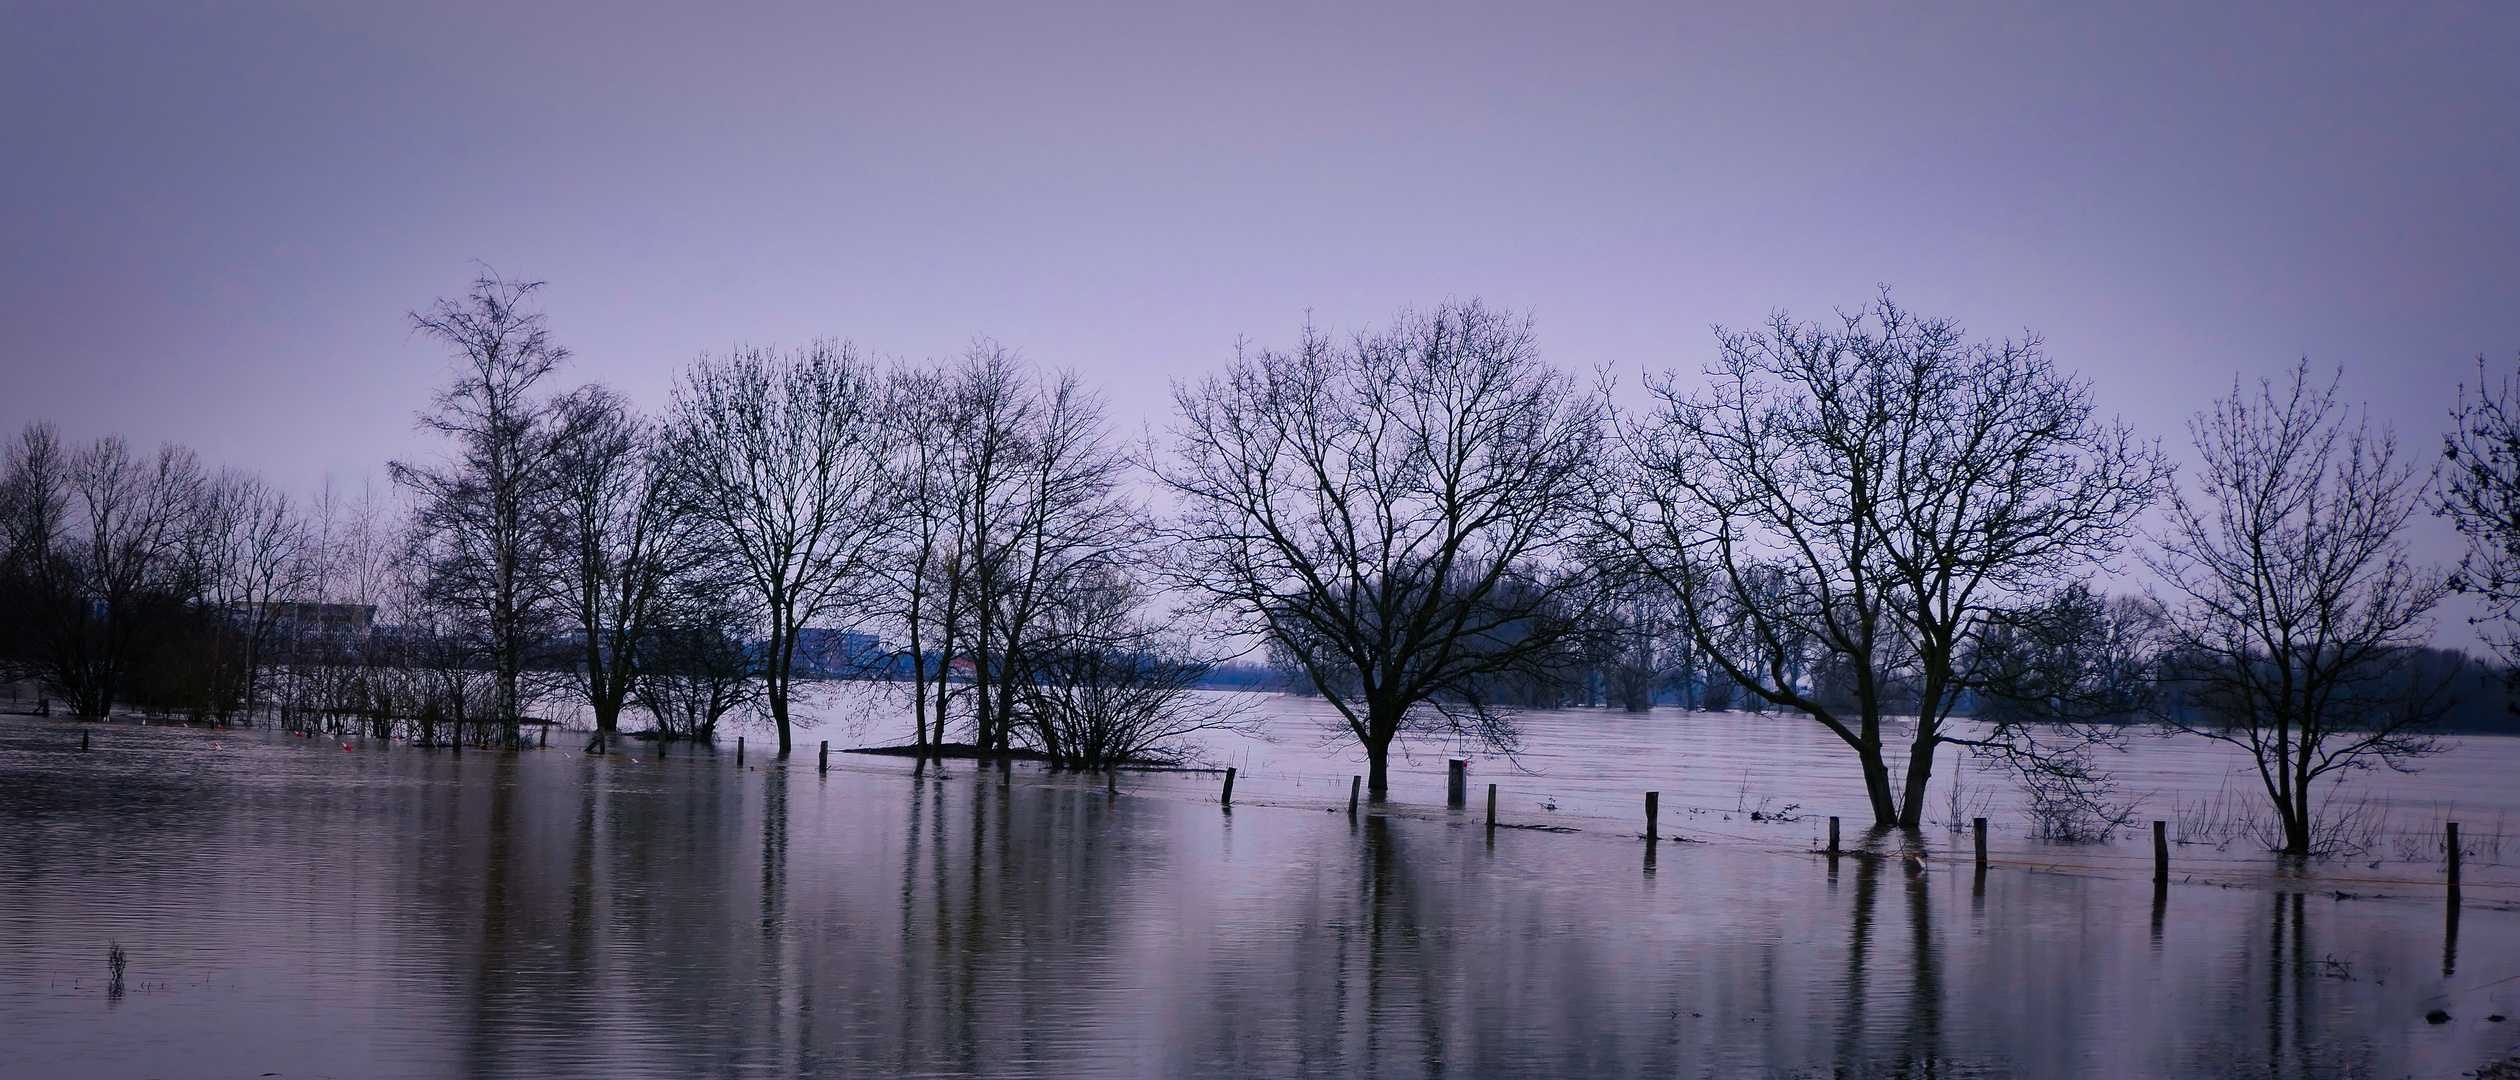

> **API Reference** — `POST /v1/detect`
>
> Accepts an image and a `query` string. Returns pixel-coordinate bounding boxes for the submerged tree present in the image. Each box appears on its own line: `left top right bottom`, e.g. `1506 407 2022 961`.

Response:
1966 583 2166 840
546 387 695 738
876 345 1144 758
0 425 214 718
636 586 761 743
2442 351 2520 678
661 341 892 757
1605 295 2163 829
1158 301 1602 797
1013 567 1243 767
2149 364 2448 855
195 470 311 724
390 271 575 745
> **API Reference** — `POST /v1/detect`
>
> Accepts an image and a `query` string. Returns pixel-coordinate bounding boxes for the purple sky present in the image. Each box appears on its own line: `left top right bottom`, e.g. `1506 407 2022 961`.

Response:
4 3 2515 539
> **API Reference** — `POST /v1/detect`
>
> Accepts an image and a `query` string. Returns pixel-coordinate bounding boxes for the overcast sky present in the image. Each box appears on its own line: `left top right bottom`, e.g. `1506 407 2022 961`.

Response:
5 3 2516 572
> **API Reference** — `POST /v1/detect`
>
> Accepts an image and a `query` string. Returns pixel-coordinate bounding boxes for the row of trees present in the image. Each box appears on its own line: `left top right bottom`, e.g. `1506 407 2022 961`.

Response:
7 274 2516 854
1162 294 2512 856
0 275 1221 767
381 275 1219 763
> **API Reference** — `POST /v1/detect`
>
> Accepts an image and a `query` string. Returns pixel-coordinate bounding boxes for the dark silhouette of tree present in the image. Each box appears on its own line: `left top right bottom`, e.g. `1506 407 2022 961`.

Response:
0 424 214 718
390 271 575 745
1013 567 1244 767
880 345 1145 756
1158 300 1602 797
545 387 695 737
636 591 760 743
2442 351 2520 678
195 470 311 724
661 341 892 757
1962 584 2168 840
2148 363 2447 855
1605 295 2163 829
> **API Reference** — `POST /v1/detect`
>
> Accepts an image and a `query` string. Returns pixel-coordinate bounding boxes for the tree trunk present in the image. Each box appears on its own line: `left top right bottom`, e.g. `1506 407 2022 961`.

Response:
1895 722 1942 830
2282 757 2312 855
1363 699 1402 798
1857 741 1900 828
767 619 795 757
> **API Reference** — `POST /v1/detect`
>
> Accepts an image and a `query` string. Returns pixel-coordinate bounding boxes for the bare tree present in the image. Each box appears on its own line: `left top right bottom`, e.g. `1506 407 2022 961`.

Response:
1014 567 1247 767
1157 301 1602 797
968 357 1143 754
389 271 574 745
1595 579 1695 713
2148 363 2448 855
877 363 961 756
1604 295 2163 829
0 424 71 701
636 583 761 743
277 478 400 736
197 470 311 724
2442 352 2520 675
661 341 892 757
878 345 1144 756
1966 583 2166 841
0 427 214 719
546 387 694 738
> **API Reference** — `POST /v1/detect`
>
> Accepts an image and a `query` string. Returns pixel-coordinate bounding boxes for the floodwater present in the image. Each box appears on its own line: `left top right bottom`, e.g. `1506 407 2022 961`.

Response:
3 703 2516 1079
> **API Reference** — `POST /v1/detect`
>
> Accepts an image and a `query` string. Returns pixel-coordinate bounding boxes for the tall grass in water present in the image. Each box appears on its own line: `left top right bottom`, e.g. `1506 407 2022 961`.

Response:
2163 772 2514 864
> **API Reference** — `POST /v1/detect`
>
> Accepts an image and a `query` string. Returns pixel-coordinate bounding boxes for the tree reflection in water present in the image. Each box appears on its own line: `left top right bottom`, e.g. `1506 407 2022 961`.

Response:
2 725 2514 1079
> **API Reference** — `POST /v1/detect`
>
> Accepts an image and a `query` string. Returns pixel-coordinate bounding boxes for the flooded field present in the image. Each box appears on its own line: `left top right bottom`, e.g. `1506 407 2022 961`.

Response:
3 703 2516 1078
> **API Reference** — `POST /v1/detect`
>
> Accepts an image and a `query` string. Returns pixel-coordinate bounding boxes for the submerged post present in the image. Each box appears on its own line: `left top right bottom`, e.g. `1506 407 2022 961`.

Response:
1222 767 1236 806
1828 816 1840 854
2153 821 2169 884
1348 776 1361 816
1973 818 1988 867
2448 822 2462 886
1487 783 1498 830
539 725 547 748
1645 791 1660 841
737 736 744 767
819 741 829 774
80 731 88 752
1447 760 1467 807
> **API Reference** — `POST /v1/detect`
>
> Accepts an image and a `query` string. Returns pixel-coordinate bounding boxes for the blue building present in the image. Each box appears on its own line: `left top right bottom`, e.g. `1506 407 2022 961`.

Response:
791 628 884 677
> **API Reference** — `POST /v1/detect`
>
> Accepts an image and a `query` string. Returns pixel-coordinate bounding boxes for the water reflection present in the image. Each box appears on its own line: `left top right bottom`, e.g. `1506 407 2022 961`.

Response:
2443 886 2460 978
1829 838 1948 1078
3 722 2517 1079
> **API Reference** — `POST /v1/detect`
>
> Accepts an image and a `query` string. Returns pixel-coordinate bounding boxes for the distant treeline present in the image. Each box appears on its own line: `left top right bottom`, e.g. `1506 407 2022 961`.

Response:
6 275 2520 853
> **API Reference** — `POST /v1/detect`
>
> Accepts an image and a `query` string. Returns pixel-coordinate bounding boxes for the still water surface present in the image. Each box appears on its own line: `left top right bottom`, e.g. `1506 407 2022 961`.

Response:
3 704 2517 1078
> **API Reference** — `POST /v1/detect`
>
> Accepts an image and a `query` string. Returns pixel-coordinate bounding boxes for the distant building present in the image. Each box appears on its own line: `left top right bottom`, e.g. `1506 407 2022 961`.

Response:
791 628 883 677
256 602 377 633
